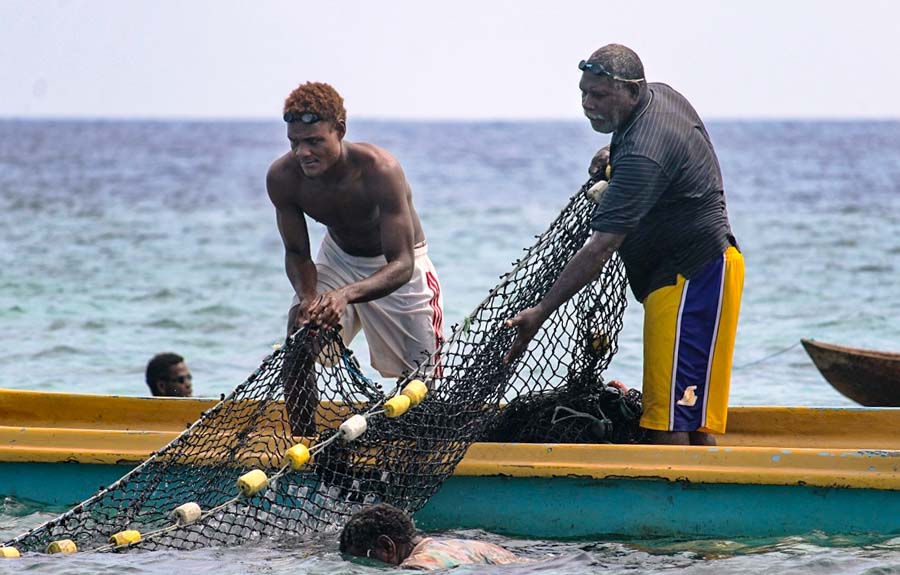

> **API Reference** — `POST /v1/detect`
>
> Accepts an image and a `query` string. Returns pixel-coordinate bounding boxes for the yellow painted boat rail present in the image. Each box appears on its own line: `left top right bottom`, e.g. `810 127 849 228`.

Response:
459 443 900 491
0 388 897 490
0 388 217 431
725 407 900 449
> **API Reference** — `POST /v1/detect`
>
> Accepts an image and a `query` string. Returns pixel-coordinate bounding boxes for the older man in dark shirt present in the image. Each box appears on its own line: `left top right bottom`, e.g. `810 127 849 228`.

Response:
506 44 744 446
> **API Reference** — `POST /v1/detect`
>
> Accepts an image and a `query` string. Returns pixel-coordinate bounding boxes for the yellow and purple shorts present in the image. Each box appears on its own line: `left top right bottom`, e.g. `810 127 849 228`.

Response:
640 247 744 434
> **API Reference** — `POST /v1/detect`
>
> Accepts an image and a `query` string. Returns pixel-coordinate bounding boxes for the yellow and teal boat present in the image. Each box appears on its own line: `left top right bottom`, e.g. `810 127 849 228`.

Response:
0 388 897 539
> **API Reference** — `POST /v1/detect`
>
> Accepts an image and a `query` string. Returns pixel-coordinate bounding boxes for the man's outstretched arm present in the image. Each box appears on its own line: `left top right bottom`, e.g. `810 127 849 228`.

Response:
505 231 623 363
267 166 318 332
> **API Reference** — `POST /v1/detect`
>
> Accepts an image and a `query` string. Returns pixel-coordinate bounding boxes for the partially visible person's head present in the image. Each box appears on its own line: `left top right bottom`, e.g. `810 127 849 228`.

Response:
283 82 347 178
339 503 418 565
145 353 193 397
579 43 646 134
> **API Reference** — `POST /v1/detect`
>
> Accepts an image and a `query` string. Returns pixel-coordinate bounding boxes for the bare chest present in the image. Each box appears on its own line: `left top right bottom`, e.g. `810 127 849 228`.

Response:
298 181 379 231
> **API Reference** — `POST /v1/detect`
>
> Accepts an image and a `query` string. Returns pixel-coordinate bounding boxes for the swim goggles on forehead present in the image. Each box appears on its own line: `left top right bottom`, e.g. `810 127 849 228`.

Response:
283 111 320 124
578 60 645 83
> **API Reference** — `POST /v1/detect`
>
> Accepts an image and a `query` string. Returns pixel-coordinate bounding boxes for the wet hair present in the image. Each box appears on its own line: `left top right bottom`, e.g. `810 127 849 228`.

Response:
283 82 347 125
145 352 184 395
588 43 645 83
339 503 417 555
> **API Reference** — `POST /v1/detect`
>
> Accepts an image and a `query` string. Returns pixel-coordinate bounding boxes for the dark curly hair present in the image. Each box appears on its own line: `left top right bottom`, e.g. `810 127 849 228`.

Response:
339 503 417 555
145 352 183 394
283 82 347 125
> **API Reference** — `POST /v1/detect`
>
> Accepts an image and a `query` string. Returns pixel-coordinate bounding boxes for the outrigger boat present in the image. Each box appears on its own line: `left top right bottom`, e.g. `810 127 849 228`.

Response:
0 387 897 539
802 339 900 407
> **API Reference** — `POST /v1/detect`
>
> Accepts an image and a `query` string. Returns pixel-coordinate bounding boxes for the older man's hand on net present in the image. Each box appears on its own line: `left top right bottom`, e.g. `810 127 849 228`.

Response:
503 307 547 364
589 146 611 180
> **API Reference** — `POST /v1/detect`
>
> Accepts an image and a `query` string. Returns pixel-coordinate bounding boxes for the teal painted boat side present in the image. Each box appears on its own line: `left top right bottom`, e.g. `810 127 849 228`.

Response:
416 476 900 539
0 462 130 508
3 462 898 538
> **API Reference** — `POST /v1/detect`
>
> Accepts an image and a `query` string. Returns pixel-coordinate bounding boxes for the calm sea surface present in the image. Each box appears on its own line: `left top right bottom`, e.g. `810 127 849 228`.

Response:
1 119 899 572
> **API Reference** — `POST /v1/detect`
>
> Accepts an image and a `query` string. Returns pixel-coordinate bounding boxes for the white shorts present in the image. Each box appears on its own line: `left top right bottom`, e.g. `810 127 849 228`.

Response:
292 233 445 378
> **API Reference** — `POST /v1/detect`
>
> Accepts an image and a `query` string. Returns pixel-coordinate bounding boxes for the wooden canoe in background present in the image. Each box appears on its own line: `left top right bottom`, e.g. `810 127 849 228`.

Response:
802 338 900 407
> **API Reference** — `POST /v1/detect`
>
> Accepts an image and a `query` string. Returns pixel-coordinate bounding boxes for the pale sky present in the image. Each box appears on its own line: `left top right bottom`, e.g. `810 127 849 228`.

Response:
2 0 899 120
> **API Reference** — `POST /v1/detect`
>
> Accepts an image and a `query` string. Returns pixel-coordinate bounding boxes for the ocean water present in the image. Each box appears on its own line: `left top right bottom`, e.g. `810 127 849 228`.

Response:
1 119 899 572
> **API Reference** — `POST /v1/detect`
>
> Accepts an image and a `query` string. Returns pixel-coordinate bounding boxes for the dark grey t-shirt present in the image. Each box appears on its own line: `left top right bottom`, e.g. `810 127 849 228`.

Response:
590 82 737 302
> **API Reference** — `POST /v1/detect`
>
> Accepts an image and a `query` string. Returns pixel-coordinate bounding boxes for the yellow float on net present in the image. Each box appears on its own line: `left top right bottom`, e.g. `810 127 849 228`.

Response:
384 395 411 418
237 469 269 497
605 164 612 180
0 547 20 558
401 379 428 406
285 443 311 470
46 539 77 554
109 530 141 547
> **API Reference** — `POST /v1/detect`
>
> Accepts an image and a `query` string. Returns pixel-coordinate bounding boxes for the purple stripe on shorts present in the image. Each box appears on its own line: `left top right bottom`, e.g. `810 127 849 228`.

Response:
672 255 725 431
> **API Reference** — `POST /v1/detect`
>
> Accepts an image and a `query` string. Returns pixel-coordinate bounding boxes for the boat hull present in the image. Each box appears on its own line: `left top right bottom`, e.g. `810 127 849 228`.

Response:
2 461 897 538
420 476 899 538
1 388 898 539
802 338 900 407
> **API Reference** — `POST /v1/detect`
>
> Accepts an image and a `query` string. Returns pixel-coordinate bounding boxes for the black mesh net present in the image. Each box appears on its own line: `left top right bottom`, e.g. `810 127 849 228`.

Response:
7 176 632 554
486 384 645 444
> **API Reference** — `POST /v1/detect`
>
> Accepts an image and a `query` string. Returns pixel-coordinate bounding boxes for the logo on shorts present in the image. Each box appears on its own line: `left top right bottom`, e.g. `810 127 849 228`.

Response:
677 385 698 407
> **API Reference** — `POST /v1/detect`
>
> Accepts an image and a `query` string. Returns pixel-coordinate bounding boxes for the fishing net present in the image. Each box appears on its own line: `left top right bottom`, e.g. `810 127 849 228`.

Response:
6 175 630 555
486 383 645 444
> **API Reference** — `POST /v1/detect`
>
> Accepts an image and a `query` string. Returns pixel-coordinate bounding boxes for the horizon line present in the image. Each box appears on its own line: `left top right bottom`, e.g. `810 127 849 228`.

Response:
2 114 899 123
